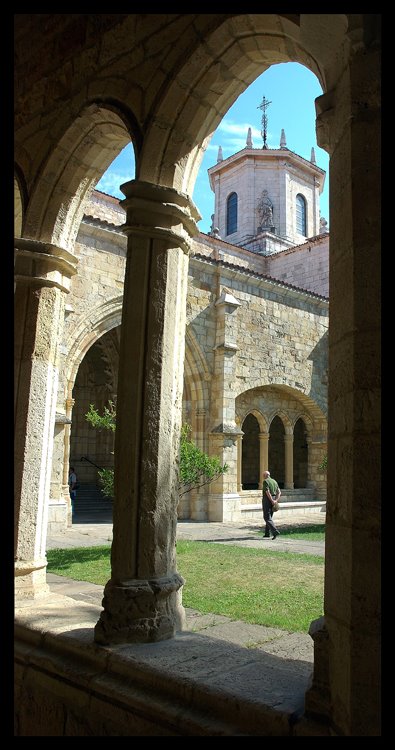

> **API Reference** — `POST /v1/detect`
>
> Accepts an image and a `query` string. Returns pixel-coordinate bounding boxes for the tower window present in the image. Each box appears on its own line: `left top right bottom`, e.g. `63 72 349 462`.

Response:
226 192 238 235
296 194 307 236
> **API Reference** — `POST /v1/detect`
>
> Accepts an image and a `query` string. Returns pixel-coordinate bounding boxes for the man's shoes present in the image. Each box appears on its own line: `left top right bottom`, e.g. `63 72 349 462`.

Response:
264 534 270 538
272 531 280 539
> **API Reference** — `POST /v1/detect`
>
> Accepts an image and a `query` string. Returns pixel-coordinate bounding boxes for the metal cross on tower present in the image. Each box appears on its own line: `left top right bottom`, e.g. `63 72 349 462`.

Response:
257 95 272 149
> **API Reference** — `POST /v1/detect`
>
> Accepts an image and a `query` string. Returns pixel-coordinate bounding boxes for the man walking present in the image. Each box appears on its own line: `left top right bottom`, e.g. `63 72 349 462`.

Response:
262 470 281 539
68 466 78 520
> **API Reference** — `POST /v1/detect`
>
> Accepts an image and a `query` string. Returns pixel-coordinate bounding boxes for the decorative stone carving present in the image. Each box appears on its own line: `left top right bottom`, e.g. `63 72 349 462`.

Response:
257 190 274 231
209 214 221 238
94 573 185 644
320 216 329 234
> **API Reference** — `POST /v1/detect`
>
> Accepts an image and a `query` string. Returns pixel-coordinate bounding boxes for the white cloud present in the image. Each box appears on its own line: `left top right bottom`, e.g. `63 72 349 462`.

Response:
95 171 131 197
217 119 261 140
205 119 279 154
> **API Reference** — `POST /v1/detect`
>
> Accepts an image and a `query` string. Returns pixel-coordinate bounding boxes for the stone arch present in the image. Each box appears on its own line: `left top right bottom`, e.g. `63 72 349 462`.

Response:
268 414 286 487
268 409 292 432
184 327 211 451
293 416 309 488
14 167 27 238
239 408 268 434
59 298 123 515
184 327 211 410
241 412 260 489
64 296 123 399
70 327 120 487
23 104 134 249
138 14 348 192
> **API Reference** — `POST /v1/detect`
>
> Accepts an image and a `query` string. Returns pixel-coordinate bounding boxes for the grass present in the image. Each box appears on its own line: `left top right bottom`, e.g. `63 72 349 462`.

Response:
47 537 324 633
262 524 326 542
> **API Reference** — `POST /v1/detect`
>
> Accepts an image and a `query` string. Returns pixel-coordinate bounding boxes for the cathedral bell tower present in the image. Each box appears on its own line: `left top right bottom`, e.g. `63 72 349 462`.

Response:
207 98 326 256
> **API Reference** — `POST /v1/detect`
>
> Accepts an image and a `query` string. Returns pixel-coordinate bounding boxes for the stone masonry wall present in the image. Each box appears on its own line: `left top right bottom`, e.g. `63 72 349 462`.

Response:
50 189 328 531
187 256 328 414
266 235 329 297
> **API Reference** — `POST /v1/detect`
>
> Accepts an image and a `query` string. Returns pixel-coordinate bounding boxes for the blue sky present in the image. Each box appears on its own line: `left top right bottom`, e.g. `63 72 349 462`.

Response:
96 62 329 235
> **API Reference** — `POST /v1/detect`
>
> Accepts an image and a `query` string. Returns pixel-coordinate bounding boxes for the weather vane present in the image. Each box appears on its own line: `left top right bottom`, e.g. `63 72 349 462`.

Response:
257 95 272 149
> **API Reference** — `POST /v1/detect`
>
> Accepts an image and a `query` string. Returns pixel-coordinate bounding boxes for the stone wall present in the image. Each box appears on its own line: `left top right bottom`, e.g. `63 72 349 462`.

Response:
48 189 328 531
266 235 329 297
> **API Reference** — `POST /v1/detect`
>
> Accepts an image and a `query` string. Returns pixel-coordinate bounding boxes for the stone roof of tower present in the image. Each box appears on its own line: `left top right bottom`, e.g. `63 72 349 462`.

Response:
207 146 326 192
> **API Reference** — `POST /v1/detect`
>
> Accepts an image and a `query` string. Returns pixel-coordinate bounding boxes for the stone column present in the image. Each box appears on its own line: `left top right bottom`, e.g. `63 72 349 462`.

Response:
284 431 294 489
14 238 77 600
195 408 206 452
308 435 327 502
63 396 75 525
236 434 242 493
306 26 381 736
207 290 243 522
258 432 269 489
94 180 200 645
47 411 72 535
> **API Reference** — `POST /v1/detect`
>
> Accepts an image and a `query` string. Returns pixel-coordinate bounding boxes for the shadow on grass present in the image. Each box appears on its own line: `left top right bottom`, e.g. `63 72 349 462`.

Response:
280 524 326 536
248 523 326 540
47 545 111 570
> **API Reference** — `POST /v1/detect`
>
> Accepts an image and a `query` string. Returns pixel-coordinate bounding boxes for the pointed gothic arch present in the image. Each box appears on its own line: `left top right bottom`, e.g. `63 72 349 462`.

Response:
22 105 135 249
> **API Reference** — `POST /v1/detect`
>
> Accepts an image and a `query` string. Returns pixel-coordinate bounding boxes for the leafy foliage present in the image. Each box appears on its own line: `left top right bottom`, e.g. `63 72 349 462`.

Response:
178 424 228 496
97 468 115 498
318 454 327 472
85 401 116 432
85 405 228 498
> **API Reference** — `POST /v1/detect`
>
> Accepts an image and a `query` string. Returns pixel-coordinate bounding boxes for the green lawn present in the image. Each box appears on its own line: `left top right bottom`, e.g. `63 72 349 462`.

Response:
47 538 324 633
262 523 326 542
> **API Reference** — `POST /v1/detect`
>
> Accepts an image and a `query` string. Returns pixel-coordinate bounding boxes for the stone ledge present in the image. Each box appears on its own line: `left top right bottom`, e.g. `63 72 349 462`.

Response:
14 595 330 736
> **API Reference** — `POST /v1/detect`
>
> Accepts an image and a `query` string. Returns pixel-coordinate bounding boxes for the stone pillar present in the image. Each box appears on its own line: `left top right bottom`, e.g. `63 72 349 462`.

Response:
63 396 75 525
236 434 242 493
308 435 327 501
47 411 72 534
284 431 294 489
195 409 206 452
94 180 200 645
258 432 269 489
207 290 243 521
306 26 381 736
14 238 77 600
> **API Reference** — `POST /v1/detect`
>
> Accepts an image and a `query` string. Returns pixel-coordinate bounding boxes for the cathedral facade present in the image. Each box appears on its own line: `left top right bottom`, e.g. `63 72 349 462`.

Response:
51 131 329 533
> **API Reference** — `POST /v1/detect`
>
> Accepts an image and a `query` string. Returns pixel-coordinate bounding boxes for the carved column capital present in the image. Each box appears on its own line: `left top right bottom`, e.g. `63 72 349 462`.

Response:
120 179 201 255
14 237 78 293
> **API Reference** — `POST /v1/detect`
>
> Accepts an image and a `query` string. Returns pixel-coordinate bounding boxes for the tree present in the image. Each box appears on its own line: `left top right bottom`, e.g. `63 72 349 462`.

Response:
85 403 228 498
178 424 228 496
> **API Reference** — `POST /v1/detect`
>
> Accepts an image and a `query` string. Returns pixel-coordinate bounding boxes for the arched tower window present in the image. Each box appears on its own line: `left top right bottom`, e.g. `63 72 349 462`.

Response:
296 193 307 236
226 192 238 235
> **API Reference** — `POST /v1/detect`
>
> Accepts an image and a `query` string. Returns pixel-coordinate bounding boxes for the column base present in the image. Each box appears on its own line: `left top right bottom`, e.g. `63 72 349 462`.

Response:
304 616 331 723
94 572 185 645
15 558 50 601
208 493 241 522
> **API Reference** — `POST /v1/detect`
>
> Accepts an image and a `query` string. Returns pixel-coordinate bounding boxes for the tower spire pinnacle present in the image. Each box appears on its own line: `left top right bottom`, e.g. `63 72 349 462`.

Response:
280 129 287 148
257 95 272 148
246 127 253 148
217 145 223 163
